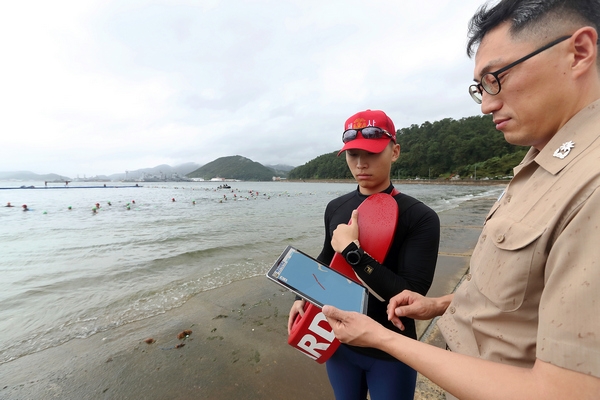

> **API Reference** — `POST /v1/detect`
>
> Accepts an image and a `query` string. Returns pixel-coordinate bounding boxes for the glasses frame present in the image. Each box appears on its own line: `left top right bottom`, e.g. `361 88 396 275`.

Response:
469 35 572 104
342 127 394 143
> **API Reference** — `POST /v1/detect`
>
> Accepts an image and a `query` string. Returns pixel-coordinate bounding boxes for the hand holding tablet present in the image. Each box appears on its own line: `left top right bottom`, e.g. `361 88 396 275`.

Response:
266 246 368 314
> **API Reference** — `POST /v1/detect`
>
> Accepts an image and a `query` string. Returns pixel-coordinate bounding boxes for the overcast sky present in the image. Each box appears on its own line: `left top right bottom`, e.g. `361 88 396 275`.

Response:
0 0 489 178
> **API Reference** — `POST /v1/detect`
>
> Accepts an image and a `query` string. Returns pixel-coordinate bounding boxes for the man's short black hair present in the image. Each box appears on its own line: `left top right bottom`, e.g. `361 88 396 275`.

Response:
467 0 600 57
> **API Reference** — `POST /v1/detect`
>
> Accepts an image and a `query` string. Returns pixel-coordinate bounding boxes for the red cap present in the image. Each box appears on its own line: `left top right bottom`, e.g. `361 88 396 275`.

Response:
338 109 396 156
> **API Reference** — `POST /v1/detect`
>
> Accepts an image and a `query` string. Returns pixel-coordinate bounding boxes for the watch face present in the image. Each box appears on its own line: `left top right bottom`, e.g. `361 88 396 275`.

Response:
347 249 361 265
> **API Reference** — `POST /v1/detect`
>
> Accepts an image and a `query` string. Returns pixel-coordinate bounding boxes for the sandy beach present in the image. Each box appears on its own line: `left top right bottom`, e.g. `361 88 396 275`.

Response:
0 195 497 400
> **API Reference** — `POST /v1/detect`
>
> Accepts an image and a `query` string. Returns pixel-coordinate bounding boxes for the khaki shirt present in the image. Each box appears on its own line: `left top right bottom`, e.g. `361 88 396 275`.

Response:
438 99 600 378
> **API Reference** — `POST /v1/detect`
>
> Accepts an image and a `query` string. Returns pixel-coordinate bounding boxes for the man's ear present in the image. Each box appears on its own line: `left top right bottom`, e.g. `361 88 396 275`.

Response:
570 26 598 78
391 143 401 162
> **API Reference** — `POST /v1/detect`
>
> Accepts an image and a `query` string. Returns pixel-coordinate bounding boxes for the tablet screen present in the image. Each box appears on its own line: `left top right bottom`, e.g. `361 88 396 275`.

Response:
267 246 368 313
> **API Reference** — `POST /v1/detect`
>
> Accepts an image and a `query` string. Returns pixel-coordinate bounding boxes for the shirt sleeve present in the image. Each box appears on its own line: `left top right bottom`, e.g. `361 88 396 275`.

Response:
537 186 600 377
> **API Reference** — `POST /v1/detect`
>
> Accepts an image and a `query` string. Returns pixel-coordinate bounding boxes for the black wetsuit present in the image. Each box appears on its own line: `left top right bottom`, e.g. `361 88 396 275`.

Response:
318 184 440 360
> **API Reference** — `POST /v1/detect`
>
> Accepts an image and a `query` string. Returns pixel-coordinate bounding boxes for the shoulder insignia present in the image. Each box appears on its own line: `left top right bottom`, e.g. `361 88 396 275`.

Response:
553 141 575 159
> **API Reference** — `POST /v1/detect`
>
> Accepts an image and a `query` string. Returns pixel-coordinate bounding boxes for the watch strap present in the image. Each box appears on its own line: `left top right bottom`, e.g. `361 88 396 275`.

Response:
341 241 359 258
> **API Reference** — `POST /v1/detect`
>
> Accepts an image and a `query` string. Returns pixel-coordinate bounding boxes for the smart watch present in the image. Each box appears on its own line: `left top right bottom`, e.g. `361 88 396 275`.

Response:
343 241 364 266
345 248 363 265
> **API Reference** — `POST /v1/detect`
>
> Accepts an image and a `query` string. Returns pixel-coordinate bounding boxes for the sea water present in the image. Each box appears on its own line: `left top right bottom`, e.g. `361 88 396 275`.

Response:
0 181 504 365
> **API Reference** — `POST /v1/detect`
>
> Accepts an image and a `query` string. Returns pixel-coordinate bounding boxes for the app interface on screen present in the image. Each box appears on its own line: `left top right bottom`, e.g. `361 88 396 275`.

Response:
272 249 365 313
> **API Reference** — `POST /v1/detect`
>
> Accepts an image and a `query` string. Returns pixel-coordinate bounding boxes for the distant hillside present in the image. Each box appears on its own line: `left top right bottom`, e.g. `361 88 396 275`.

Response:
0 171 72 181
288 152 353 180
289 115 527 180
187 156 277 181
108 163 202 180
265 164 294 178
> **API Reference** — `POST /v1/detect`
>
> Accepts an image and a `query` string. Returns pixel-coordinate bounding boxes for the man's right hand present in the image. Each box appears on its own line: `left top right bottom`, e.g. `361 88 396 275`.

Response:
387 290 452 331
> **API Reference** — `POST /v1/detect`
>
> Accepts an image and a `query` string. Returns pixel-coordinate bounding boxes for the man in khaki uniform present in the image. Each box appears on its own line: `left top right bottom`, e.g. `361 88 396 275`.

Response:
322 1 600 399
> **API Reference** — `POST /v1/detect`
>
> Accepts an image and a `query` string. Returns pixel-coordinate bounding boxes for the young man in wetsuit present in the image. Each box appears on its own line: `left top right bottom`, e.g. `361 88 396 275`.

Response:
288 109 440 400
323 1 600 399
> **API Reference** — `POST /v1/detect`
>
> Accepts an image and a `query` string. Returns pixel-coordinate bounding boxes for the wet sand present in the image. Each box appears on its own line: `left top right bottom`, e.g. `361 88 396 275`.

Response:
0 196 497 400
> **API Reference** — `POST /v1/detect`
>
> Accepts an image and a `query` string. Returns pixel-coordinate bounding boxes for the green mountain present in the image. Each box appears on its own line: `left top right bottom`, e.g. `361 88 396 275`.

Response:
186 155 277 181
289 115 528 180
287 151 353 180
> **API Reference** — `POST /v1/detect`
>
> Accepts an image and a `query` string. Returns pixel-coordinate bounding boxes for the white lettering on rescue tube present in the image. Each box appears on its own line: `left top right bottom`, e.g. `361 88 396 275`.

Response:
295 312 335 359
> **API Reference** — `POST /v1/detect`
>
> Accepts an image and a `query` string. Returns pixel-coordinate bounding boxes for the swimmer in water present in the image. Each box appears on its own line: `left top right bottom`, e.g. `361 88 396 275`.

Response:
22 204 29 211
5 202 14 207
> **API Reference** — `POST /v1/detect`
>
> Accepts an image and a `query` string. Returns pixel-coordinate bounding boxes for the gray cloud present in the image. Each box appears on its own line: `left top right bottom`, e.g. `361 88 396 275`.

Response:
0 0 486 177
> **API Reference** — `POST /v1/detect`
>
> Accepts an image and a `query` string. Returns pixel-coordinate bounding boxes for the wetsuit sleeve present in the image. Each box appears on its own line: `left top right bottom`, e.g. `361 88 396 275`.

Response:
348 203 440 301
316 203 336 265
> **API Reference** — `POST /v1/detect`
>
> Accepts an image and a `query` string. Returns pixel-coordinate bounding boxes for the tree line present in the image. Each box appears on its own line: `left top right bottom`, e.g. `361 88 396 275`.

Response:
288 115 528 180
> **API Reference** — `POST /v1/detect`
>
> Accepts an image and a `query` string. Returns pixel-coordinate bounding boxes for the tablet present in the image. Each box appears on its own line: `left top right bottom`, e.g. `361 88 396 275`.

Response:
266 246 368 314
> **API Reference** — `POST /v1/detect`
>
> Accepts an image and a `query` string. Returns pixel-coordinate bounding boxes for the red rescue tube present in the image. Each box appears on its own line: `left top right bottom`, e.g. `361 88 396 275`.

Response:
287 192 399 363
288 301 340 362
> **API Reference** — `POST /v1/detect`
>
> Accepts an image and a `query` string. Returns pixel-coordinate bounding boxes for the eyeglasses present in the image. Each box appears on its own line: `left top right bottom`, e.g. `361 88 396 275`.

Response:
342 127 394 143
469 35 572 104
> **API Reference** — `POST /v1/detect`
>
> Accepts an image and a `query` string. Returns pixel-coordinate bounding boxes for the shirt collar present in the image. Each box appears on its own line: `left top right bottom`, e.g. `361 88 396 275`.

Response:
356 183 394 199
534 98 600 175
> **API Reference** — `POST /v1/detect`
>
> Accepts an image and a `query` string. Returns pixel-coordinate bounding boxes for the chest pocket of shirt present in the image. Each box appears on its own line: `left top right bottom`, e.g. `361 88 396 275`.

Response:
473 218 545 312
